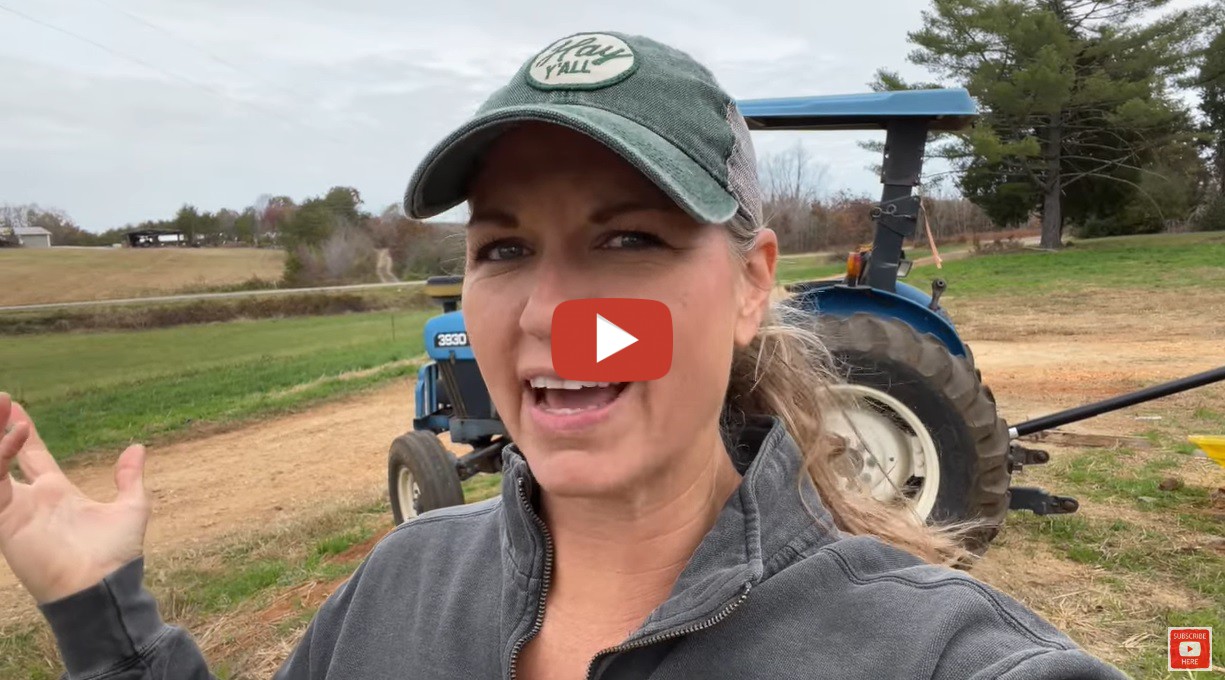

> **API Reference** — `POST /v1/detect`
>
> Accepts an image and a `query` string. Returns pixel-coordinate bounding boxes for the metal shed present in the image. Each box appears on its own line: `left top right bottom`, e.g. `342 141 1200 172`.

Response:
14 226 52 248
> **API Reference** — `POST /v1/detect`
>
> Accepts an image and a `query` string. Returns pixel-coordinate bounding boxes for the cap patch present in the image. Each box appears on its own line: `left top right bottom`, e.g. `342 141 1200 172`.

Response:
527 33 637 91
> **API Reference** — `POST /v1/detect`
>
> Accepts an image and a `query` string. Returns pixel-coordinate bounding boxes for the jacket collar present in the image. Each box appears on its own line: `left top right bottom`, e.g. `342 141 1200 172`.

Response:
498 415 841 640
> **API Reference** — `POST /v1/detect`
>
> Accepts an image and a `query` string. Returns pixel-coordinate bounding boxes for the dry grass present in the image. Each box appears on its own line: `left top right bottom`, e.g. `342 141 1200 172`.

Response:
0 247 284 305
0 288 430 335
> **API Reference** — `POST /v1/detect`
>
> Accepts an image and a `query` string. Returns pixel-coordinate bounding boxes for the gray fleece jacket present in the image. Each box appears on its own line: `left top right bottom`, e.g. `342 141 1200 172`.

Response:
39 416 1130 679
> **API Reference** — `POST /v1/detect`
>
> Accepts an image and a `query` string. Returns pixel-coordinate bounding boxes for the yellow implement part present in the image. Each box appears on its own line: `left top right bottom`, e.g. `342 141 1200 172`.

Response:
1188 435 1225 468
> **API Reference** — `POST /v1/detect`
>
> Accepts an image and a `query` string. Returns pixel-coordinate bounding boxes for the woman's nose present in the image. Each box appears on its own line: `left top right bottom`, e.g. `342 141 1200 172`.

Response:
518 254 589 342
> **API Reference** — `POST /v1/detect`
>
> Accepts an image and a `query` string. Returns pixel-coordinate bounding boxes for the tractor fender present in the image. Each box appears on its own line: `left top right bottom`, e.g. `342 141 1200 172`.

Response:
414 363 435 422
791 281 967 358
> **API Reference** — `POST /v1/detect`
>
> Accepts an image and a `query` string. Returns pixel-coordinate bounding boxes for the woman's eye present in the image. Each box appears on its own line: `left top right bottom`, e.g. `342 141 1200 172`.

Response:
601 231 665 250
474 240 531 262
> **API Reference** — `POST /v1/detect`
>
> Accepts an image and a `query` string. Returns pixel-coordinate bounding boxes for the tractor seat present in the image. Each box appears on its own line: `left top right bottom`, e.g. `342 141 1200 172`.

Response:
425 276 463 299
425 276 464 312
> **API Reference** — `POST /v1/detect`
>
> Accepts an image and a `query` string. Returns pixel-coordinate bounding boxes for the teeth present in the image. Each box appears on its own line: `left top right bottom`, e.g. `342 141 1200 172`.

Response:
528 377 615 389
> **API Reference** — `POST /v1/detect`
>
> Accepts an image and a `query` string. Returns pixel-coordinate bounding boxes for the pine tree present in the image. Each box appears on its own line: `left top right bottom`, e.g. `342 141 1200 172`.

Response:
881 0 1206 247
1200 26 1225 187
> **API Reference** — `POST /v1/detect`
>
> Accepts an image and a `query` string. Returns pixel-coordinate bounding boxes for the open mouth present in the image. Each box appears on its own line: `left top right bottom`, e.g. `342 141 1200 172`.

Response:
527 376 630 415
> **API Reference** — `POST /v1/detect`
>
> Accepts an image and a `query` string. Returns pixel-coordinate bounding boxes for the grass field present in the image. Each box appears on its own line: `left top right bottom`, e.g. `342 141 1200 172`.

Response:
0 310 431 460
906 232 1225 297
776 232 1225 294
0 247 285 306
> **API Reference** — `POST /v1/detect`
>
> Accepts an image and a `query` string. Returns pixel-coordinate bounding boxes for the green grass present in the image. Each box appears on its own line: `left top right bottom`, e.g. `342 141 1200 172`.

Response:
314 526 377 558
160 506 384 617
776 232 1225 293
906 232 1225 298
775 258 846 284
1192 407 1225 426
1044 449 1220 534
1013 513 1224 609
462 473 503 503
1129 607 1225 678
0 310 432 461
0 624 59 680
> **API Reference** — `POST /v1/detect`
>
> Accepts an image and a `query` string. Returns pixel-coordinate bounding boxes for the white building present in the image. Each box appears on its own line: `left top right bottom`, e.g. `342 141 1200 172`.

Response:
14 226 52 248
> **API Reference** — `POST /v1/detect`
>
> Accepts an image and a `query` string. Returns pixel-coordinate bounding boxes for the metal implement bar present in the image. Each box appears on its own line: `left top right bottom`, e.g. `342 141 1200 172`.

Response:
1008 487 1079 515
867 119 928 292
455 437 508 479
1008 365 1225 439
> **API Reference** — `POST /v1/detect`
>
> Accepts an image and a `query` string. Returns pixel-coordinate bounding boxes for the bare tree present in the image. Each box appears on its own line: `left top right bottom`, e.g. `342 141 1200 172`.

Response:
319 224 376 282
757 142 830 253
0 204 36 236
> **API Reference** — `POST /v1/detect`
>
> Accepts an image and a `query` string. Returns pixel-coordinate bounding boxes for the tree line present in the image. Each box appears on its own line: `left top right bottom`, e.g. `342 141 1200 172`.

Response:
0 191 465 286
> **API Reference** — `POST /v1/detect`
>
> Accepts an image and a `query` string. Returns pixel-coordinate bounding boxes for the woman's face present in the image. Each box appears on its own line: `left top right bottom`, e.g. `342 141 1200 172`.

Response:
463 123 776 500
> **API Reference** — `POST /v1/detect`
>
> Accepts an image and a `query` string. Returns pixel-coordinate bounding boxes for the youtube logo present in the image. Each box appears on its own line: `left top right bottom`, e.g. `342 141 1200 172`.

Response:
552 299 672 382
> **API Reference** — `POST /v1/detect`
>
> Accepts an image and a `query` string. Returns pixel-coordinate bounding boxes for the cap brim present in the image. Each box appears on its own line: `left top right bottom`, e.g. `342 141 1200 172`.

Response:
404 104 738 224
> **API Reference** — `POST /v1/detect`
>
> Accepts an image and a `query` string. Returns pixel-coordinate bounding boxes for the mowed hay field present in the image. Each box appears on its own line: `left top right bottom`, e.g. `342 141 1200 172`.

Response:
0 247 285 305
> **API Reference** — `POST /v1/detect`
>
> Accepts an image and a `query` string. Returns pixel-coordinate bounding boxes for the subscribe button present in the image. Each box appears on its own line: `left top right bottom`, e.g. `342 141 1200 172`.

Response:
1168 627 1212 671
551 298 672 383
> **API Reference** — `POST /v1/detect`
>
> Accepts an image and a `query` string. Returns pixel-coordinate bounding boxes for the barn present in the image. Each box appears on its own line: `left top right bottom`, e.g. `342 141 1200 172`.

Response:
14 226 52 248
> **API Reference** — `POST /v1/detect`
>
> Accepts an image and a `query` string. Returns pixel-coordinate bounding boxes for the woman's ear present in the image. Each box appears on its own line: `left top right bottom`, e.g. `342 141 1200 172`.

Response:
734 228 778 347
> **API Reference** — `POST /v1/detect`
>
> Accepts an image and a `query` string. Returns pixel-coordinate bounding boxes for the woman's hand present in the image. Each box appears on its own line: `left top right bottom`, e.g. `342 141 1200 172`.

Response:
0 392 150 604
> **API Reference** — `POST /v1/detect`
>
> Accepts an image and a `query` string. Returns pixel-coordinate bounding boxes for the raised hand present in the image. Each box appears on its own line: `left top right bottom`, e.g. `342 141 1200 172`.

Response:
0 392 151 604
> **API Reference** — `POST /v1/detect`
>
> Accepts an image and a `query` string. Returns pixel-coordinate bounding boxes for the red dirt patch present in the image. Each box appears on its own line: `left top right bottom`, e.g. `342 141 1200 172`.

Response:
330 528 393 565
256 576 349 627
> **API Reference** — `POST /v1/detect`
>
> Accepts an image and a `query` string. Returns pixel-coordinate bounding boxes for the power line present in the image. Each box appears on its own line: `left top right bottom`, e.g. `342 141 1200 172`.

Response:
0 1 350 146
87 0 306 103
0 1 235 101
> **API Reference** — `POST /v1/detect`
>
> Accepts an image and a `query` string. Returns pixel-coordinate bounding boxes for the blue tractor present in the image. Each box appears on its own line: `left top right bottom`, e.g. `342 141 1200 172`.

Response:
388 88 1067 553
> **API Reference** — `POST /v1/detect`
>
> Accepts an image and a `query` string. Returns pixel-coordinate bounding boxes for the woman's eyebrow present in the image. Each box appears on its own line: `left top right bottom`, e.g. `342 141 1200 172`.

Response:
467 208 518 228
589 201 676 223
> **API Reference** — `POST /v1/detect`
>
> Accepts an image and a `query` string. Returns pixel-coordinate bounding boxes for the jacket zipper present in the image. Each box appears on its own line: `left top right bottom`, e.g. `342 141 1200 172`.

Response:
584 582 753 680
508 476 555 680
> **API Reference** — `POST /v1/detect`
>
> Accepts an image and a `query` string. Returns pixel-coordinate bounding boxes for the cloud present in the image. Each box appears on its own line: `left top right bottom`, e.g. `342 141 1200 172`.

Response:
1 0 936 230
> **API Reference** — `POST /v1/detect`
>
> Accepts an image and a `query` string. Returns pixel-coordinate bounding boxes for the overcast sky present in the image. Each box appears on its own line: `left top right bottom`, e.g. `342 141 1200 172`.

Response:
0 0 1202 231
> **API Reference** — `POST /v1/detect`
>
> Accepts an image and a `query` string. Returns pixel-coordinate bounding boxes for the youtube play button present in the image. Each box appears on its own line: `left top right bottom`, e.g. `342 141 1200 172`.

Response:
552 299 672 382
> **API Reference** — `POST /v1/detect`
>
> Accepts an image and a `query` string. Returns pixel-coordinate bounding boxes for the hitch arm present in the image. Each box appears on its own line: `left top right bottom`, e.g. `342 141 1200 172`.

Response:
1008 365 1225 439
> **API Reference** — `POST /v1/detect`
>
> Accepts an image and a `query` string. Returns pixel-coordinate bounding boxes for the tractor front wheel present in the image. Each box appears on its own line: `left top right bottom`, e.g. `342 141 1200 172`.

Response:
818 313 1010 555
388 432 464 524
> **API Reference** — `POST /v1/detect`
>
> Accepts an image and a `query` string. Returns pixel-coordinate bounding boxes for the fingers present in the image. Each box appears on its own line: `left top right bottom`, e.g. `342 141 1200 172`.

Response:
1 419 30 510
114 444 148 506
7 401 58 481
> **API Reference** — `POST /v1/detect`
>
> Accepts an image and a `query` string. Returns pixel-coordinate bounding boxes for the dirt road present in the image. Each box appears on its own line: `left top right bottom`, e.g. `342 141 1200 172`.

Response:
3 287 1221 623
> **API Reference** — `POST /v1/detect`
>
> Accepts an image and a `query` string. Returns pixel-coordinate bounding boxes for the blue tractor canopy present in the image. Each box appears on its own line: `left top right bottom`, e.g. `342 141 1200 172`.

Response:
737 88 978 132
735 88 979 358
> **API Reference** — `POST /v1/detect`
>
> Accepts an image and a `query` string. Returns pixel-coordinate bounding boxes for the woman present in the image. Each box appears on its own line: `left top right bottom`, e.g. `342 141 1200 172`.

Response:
0 32 1128 680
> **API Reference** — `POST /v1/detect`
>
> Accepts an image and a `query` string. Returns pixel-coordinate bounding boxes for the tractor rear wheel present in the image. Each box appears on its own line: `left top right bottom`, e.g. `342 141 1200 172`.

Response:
388 432 464 524
818 313 1010 554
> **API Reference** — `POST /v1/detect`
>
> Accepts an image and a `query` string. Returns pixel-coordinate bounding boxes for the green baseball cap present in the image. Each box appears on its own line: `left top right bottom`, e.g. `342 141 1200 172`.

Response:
404 31 763 227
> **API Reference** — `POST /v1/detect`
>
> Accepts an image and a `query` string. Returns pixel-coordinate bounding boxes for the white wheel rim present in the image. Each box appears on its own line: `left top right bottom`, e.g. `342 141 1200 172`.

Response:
825 383 942 520
396 467 421 522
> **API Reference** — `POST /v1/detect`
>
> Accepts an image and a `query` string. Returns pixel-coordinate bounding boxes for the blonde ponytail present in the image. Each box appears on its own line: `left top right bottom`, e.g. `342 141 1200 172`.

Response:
723 216 988 568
